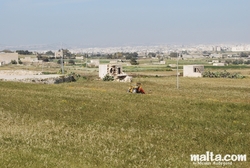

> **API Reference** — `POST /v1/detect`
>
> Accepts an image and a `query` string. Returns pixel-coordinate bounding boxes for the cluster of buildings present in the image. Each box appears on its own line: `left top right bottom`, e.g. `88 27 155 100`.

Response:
0 52 43 66
66 44 250 55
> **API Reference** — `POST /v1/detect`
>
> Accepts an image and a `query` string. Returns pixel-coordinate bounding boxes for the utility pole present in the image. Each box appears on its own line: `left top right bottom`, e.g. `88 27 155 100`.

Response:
86 54 88 71
61 50 64 74
177 52 179 89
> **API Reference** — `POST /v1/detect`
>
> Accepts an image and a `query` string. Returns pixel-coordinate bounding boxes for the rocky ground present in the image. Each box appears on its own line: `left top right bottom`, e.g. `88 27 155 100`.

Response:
0 70 67 84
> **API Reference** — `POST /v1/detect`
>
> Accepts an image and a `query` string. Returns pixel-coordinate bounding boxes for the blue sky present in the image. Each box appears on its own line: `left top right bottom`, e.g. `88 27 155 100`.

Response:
0 0 249 48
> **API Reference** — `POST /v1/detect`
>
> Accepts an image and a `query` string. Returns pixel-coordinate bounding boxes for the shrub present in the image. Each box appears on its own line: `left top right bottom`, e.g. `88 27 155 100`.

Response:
102 74 114 81
165 68 172 71
18 58 23 64
57 59 64 64
69 72 81 81
202 70 245 79
68 59 75 65
130 58 139 65
11 60 17 64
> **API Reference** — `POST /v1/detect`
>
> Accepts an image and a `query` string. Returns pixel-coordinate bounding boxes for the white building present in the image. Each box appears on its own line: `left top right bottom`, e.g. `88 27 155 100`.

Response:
213 63 226 66
75 56 84 60
99 64 132 82
87 59 100 68
54 50 63 58
183 65 204 77
231 46 250 52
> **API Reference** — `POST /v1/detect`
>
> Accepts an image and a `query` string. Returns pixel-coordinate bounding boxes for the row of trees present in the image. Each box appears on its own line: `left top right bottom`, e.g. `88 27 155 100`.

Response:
57 59 75 65
240 52 250 57
225 59 250 65
16 50 33 55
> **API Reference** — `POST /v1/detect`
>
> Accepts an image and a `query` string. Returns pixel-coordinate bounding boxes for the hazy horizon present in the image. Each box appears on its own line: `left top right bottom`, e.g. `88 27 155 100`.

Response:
1 0 250 48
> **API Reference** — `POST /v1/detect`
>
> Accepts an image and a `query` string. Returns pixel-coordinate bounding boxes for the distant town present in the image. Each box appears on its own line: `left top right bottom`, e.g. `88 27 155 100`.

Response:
1 43 250 55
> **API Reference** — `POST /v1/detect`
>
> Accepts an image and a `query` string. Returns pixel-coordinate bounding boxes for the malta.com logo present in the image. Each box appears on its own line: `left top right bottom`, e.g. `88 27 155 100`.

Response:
190 151 247 166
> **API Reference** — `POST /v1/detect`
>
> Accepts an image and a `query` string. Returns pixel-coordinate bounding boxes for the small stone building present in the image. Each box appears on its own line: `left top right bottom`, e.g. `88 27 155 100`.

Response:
0 53 18 65
54 50 63 58
183 65 204 77
99 64 132 82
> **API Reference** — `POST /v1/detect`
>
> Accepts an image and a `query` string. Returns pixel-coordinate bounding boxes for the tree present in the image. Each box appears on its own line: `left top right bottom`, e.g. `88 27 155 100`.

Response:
240 52 250 57
232 59 244 65
107 54 112 59
42 57 49 62
57 59 64 64
130 57 139 65
16 50 32 55
169 52 178 57
45 51 54 56
68 59 75 65
148 52 156 57
37 54 49 62
244 60 250 64
125 55 132 60
61 49 74 58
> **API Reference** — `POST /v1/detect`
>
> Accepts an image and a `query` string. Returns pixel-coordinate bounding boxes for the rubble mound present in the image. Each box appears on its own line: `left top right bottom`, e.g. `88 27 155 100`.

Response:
0 70 73 84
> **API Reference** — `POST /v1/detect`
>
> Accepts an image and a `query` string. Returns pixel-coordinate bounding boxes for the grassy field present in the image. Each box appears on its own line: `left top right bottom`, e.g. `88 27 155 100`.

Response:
0 66 250 168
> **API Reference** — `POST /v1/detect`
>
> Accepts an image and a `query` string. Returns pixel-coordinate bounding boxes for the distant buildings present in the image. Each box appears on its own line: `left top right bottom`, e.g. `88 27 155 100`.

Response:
231 45 250 52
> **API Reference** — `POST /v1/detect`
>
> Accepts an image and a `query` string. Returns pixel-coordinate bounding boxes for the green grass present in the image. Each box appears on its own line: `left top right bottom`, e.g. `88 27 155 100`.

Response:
205 65 250 70
123 65 172 72
0 72 250 167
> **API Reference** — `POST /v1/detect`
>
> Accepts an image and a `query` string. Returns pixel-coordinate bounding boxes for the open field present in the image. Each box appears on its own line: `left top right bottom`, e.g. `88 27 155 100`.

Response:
0 63 250 167
0 60 250 167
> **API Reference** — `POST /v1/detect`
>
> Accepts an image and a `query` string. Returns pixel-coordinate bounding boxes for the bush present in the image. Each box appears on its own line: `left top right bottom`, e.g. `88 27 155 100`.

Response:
165 68 172 71
202 70 245 79
68 59 75 65
102 74 114 81
68 72 81 81
11 60 17 64
18 58 23 64
57 59 64 64
130 58 139 65
244 60 250 64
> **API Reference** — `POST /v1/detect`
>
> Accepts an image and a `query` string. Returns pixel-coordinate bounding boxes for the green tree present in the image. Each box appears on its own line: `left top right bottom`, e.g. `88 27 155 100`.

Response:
240 52 250 57
16 50 32 55
130 57 139 65
45 51 54 56
169 52 178 57
62 49 73 58
68 59 75 65
148 52 156 57
57 59 64 64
